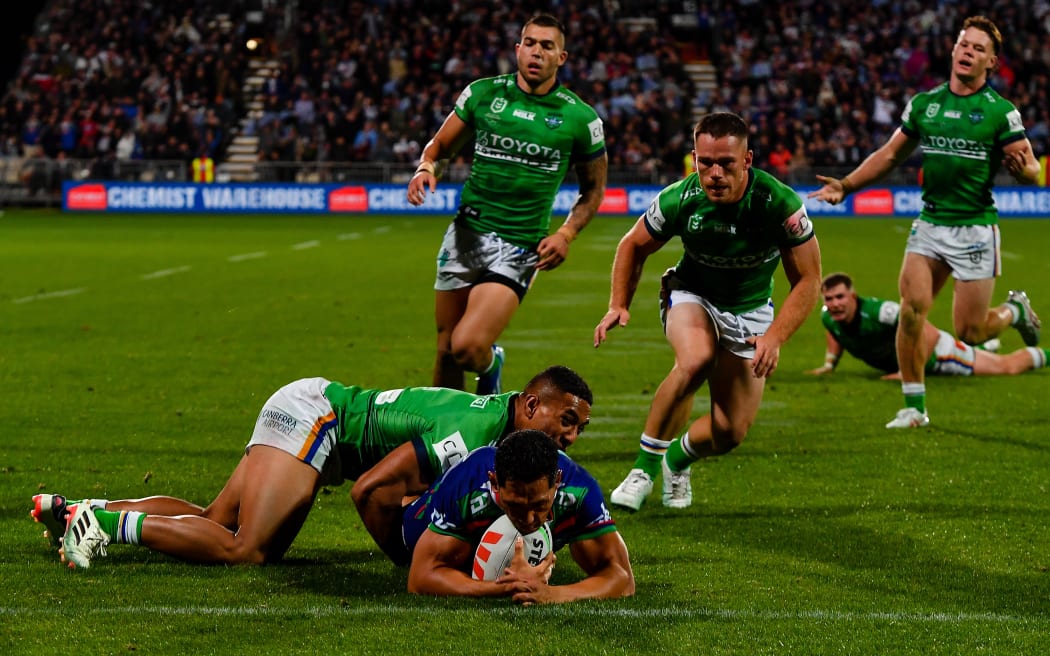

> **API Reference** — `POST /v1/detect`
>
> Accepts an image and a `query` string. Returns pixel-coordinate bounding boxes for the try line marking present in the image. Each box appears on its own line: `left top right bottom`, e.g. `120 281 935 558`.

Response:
0 604 1043 625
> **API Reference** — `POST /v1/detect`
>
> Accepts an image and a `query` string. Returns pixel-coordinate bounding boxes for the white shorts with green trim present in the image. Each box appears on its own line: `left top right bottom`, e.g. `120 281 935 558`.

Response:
905 220 1001 281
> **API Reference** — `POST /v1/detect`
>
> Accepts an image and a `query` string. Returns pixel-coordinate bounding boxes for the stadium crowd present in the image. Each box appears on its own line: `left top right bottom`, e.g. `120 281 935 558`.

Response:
0 0 1046 185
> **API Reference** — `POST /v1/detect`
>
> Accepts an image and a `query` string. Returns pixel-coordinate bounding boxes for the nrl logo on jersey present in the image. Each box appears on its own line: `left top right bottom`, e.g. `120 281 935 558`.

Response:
925 103 940 118
490 98 508 113
545 114 564 129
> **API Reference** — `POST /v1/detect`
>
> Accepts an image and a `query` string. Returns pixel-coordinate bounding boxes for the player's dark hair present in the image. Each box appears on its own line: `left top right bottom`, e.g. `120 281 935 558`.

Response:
821 272 854 292
522 13 566 40
494 429 559 487
524 365 593 405
963 16 1002 56
694 112 749 142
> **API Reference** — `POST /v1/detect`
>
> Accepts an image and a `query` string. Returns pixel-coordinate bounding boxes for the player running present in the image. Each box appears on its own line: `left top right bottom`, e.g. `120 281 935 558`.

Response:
808 15 1042 428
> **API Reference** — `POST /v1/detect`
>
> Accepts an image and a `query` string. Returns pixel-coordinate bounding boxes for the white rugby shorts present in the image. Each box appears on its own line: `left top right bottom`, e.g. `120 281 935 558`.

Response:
905 219 1001 281
434 223 539 299
663 290 774 359
246 377 343 484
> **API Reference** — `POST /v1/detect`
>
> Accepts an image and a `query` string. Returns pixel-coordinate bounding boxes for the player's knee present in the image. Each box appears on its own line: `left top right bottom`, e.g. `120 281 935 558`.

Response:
955 324 988 345
225 541 269 565
449 339 488 370
711 422 749 454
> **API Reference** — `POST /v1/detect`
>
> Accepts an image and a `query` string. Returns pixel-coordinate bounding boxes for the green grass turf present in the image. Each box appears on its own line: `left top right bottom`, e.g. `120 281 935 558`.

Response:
1 209 1048 654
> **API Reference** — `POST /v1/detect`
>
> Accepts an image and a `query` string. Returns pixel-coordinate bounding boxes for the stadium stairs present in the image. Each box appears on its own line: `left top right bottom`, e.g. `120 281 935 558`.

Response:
217 57 277 182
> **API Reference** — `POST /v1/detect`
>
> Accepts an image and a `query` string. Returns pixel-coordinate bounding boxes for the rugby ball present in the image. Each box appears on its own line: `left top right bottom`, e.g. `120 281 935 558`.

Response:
471 514 553 581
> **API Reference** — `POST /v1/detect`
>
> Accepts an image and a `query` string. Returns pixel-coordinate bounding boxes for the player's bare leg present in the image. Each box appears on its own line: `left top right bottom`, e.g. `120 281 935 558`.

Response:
435 288 471 389
447 282 518 393
139 446 319 563
953 277 1007 344
612 303 714 510
889 253 943 427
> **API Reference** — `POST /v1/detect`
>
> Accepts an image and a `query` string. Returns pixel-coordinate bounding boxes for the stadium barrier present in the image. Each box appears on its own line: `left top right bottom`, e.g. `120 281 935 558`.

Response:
61 181 1050 218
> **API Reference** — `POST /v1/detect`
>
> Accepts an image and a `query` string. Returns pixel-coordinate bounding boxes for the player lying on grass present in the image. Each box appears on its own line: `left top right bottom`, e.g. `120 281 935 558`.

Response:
31 366 592 568
393 428 634 605
806 273 1049 380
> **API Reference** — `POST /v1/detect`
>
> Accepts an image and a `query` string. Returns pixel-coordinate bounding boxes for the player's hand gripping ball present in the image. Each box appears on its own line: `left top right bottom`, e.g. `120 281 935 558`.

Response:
471 514 553 581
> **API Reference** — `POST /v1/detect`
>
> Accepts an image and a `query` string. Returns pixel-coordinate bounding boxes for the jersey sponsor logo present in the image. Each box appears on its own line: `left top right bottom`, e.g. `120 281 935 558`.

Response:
66 183 108 210
513 109 535 121
944 110 961 119
490 97 507 113
475 129 563 171
430 507 453 531
587 117 604 145
374 389 405 405
925 103 940 118
469 396 490 408
544 113 564 129
920 135 988 161
260 408 296 436
690 249 778 269
968 109 984 124
434 431 470 473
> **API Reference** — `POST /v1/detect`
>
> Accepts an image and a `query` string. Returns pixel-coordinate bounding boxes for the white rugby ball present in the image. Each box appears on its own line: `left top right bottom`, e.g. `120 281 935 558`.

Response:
471 514 553 581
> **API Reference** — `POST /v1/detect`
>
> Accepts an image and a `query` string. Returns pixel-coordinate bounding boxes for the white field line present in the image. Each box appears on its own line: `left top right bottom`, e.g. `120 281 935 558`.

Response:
140 266 191 280
291 240 320 250
228 251 268 262
0 604 1042 625
12 287 86 303
337 232 362 240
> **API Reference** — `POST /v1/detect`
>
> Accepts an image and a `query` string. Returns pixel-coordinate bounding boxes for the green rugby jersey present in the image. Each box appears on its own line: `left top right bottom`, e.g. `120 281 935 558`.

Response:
644 168 811 314
453 74 605 247
821 295 900 373
901 83 1027 225
323 383 515 481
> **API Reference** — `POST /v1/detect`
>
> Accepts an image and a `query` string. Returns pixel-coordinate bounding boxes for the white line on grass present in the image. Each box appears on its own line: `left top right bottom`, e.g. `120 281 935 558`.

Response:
292 240 320 250
12 287 86 303
337 232 362 240
0 605 1043 625
141 266 192 280
228 251 268 262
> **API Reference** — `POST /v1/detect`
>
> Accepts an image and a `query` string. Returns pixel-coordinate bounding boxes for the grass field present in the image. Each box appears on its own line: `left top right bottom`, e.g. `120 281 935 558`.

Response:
1 209 1048 655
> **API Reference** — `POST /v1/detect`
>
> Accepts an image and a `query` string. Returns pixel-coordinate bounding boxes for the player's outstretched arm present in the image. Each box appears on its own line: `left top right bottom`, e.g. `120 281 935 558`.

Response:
808 129 917 204
510 531 635 605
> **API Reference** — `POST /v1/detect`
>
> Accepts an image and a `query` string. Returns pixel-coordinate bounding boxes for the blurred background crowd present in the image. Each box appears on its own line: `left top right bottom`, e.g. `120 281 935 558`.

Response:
0 0 1046 193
